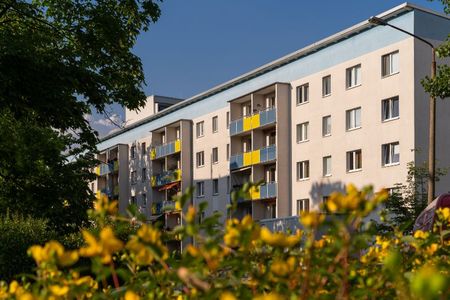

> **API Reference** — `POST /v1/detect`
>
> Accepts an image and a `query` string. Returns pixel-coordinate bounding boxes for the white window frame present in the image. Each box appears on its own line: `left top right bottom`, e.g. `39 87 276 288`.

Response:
322 75 331 97
196 121 204 138
297 199 310 213
296 83 309 105
346 107 361 131
382 142 400 166
382 51 399 77
346 64 361 88
196 151 205 168
212 116 218 133
323 156 332 177
196 181 204 197
347 149 362 172
296 160 310 180
212 147 219 164
213 179 219 195
296 122 309 143
322 115 331 137
382 96 399 121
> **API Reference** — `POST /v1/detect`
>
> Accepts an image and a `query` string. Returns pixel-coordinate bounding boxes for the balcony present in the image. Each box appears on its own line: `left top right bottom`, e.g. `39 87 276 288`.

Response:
249 182 277 200
151 200 180 215
151 169 182 188
150 139 181 160
259 216 302 233
229 107 276 136
95 160 119 176
230 144 276 170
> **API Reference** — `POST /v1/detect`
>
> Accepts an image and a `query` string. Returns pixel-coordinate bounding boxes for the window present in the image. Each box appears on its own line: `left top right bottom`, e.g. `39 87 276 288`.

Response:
226 112 230 128
212 116 218 133
347 149 362 172
322 75 331 96
213 179 219 195
197 181 204 197
131 196 136 205
382 96 399 121
382 51 399 76
297 199 310 213
296 122 309 143
296 83 309 105
297 160 310 180
227 176 230 194
196 151 205 167
322 115 331 136
141 168 146 182
130 145 136 159
346 107 361 130
196 121 204 138
131 171 137 184
346 64 361 88
323 156 332 176
212 147 218 164
141 142 146 155
226 144 230 161
142 194 147 208
382 142 400 166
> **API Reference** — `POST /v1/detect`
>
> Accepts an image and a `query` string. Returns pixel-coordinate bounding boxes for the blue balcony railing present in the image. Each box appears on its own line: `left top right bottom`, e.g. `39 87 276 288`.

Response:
229 145 276 170
259 182 277 199
229 107 276 136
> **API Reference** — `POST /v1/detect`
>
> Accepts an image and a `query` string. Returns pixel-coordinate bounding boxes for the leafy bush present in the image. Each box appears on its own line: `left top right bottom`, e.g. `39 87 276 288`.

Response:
0 184 449 299
0 213 57 281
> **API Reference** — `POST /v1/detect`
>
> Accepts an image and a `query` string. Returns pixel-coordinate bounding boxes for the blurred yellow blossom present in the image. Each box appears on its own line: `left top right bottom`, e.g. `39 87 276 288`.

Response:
79 227 124 264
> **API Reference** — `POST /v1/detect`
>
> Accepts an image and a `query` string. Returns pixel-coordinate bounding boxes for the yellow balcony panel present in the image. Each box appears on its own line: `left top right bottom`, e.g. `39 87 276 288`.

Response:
175 139 181 152
150 148 156 160
249 186 261 200
251 149 260 165
251 113 260 128
95 166 100 176
243 116 252 132
151 176 157 187
243 152 252 167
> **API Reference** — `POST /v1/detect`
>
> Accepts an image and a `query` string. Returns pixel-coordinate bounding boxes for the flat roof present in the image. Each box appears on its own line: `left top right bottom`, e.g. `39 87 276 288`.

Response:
100 2 448 143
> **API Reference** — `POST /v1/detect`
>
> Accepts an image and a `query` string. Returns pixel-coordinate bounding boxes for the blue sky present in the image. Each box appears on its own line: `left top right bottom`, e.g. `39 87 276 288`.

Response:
91 0 445 137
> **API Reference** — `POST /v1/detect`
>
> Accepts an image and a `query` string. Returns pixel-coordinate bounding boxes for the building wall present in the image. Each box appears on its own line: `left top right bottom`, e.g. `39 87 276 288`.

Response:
290 38 417 214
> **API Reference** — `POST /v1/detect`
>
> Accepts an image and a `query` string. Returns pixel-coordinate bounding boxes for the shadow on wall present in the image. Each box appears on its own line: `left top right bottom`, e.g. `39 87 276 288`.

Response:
309 180 346 208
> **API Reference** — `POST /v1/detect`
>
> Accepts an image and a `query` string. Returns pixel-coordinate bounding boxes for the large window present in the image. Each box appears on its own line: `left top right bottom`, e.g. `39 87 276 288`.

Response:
296 122 309 143
297 199 310 213
141 168 146 182
322 75 331 97
130 145 136 159
213 179 219 195
323 156 332 177
382 142 400 166
382 96 399 121
297 160 310 180
196 151 205 167
322 115 331 136
296 83 309 105
141 194 147 208
212 147 218 164
382 51 399 77
212 116 218 133
196 121 204 138
196 181 204 197
347 149 362 172
346 64 361 88
346 107 361 130
141 142 146 155
131 171 137 184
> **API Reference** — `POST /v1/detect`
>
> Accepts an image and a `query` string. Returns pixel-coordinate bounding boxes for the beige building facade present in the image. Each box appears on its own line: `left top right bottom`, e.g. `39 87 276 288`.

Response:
93 4 450 240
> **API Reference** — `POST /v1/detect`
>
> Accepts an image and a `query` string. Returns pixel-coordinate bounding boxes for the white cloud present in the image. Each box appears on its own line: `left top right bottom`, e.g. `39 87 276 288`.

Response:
94 113 123 127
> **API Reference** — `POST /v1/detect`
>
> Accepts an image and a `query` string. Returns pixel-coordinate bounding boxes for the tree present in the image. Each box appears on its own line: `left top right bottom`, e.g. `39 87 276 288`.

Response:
0 0 161 231
422 0 450 98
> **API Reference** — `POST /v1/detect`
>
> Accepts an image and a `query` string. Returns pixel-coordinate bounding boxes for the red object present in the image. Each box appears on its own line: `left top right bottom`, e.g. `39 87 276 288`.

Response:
413 193 450 232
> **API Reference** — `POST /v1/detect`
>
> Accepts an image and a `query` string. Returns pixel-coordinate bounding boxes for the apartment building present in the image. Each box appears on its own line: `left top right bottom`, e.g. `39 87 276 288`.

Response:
93 4 450 239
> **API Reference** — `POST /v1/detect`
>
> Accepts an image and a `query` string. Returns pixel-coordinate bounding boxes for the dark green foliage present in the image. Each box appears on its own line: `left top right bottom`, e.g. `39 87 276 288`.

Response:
0 1 161 232
0 213 57 281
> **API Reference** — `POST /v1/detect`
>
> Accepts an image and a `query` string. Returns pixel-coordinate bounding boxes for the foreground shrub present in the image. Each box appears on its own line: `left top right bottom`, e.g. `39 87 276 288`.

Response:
0 184 449 299
0 213 57 281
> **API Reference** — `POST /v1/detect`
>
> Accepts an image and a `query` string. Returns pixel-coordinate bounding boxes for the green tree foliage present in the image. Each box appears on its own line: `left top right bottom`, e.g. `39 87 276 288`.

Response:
0 0 161 231
422 0 450 98
0 213 57 281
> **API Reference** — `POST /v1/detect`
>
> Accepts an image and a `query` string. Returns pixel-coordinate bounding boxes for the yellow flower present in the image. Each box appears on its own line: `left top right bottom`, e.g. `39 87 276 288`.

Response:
124 291 140 300
94 193 118 215
300 211 325 228
220 291 237 300
185 206 196 223
260 227 301 248
79 227 124 264
57 250 79 267
224 227 240 248
270 259 289 277
414 230 429 239
49 285 69 297
425 243 439 256
137 224 161 244
28 241 77 267
253 292 285 300
436 207 450 222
